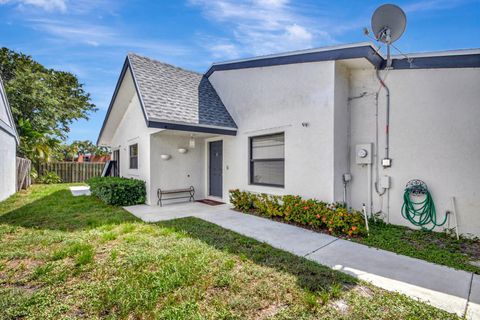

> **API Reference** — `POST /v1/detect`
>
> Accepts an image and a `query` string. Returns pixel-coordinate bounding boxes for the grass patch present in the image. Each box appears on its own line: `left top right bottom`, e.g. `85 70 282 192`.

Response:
355 220 480 274
0 184 462 319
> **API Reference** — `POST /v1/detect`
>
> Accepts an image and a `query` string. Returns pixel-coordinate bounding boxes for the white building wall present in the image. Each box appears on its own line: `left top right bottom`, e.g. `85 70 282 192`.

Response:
333 63 351 203
349 67 480 236
209 61 337 201
110 93 159 204
150 133 206 204
0 132 16 201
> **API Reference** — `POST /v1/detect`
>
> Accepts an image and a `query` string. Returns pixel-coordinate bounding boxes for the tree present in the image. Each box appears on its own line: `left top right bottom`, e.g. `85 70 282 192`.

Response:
0 48 97 165
71 140 109 158
52 140 110 162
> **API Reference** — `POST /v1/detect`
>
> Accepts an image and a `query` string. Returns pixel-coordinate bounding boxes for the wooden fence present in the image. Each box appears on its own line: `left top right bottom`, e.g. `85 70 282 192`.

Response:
16 157 32 191
38 162 106 183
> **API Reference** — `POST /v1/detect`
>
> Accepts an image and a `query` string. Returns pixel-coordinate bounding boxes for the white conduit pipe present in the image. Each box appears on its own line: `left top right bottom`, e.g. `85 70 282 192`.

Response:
362 203 370 235
367 163 373 217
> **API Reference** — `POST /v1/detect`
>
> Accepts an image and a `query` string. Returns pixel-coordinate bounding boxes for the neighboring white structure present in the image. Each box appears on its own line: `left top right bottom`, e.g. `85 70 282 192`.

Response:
98 43 480 236
0 77 19 201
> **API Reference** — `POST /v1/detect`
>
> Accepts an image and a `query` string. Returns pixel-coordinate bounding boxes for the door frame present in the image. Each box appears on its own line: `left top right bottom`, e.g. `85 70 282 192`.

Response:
205 138 224 200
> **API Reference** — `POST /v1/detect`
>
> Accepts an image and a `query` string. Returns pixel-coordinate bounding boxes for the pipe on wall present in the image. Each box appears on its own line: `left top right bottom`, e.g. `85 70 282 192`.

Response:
376 69 391 160
367 163 373 217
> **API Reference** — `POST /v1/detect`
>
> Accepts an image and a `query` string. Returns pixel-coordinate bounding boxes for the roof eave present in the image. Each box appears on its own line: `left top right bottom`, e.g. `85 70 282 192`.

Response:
205 43 383 77
0 77 19 145
205 43 480 77
390 53 480 69
0 119 19 144
147 120 237 136
96 56 151 146
96 57 129 146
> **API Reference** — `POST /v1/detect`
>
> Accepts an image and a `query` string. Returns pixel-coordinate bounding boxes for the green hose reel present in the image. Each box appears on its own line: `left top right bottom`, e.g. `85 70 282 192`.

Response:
401 179 447 231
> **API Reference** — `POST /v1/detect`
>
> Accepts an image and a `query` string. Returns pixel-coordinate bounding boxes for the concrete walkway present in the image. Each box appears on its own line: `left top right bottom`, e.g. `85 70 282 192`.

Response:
124 202 479 319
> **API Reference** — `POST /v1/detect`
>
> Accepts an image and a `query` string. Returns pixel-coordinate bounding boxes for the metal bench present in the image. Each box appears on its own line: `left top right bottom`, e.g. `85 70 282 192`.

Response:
157 186 195 206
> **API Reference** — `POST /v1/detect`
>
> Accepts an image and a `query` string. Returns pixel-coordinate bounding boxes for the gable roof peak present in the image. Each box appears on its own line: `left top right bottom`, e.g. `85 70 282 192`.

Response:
127 52 203 77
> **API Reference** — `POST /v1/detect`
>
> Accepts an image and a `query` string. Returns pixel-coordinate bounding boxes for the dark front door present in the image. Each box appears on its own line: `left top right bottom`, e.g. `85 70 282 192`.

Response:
209 141 223 197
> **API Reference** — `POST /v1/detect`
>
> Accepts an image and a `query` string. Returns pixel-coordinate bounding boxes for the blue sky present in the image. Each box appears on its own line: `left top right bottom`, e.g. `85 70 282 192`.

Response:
0 0 479 143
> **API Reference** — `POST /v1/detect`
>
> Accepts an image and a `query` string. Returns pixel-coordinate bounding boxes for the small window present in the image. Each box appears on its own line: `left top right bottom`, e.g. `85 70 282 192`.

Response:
250 133 284 187
129 144 138 169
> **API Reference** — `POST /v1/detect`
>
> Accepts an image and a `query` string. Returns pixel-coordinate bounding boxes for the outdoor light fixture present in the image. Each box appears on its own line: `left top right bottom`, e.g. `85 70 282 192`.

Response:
160 154 171 160
178 148 188 154
189 134 195 148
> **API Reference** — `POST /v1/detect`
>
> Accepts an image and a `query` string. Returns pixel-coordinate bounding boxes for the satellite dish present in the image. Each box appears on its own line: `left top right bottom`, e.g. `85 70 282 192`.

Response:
371 4 406 68
371 4 406 44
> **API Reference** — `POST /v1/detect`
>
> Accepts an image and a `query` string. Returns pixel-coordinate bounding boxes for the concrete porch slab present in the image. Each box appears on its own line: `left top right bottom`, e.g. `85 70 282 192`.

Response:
69 186 91 196
124 202 227 222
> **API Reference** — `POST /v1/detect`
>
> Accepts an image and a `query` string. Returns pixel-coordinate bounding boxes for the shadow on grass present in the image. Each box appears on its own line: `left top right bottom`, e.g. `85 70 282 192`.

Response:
0 188 138 231
158 217 358 293
0 185 356 294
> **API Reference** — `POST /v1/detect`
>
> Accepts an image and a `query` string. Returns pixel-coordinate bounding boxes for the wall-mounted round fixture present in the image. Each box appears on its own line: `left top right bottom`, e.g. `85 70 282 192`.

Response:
160 154 171 160
178 148 188 154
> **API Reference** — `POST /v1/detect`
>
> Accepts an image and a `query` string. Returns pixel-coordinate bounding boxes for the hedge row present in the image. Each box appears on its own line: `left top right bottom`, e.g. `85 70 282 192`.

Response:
87 177 146 206
229 189 366 237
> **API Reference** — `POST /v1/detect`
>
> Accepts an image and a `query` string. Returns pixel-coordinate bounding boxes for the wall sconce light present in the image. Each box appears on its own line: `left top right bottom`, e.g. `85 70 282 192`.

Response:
160 154 171 160
178 148 188 154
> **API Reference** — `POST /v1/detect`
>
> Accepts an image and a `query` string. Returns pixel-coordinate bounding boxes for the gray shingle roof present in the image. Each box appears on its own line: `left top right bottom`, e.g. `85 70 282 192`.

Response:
128 53 237 129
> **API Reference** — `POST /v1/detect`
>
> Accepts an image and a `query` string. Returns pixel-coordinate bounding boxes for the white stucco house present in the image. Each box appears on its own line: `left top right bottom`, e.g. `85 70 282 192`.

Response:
0 76 19 201
97 42 480 236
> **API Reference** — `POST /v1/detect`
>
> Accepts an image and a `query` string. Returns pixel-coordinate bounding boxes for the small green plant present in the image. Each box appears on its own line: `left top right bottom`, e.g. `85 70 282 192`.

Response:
303 291 320 310
87 176 146 206
36 171 62 184
30 167 38 180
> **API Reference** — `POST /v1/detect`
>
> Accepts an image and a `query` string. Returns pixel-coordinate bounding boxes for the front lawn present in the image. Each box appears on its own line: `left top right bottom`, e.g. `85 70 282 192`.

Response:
0 184 460 319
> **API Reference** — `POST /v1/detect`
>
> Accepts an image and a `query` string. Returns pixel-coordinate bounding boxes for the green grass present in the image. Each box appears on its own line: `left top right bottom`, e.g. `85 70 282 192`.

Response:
355 220 480 274
0 184 461 319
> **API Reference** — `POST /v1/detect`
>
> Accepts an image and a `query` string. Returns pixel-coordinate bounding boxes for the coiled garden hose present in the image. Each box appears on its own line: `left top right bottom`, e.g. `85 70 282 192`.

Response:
401 180 447 231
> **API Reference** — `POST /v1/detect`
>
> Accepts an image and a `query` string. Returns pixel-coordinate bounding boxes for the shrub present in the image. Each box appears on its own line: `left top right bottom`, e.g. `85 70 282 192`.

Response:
87 176 146 206
229 190 366 237
253 193 282 217
229 189 255 212
30 167 38 180
37 171 62 184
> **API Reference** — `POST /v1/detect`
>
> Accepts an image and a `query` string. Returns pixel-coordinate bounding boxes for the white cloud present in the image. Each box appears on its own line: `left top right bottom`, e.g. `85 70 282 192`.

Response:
28 18 115 46
404 0 471 13
209 43 240 60
27 18 190 57
190 0 329 59
0 0 67 12
285 24 312 42
253 0 288 7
